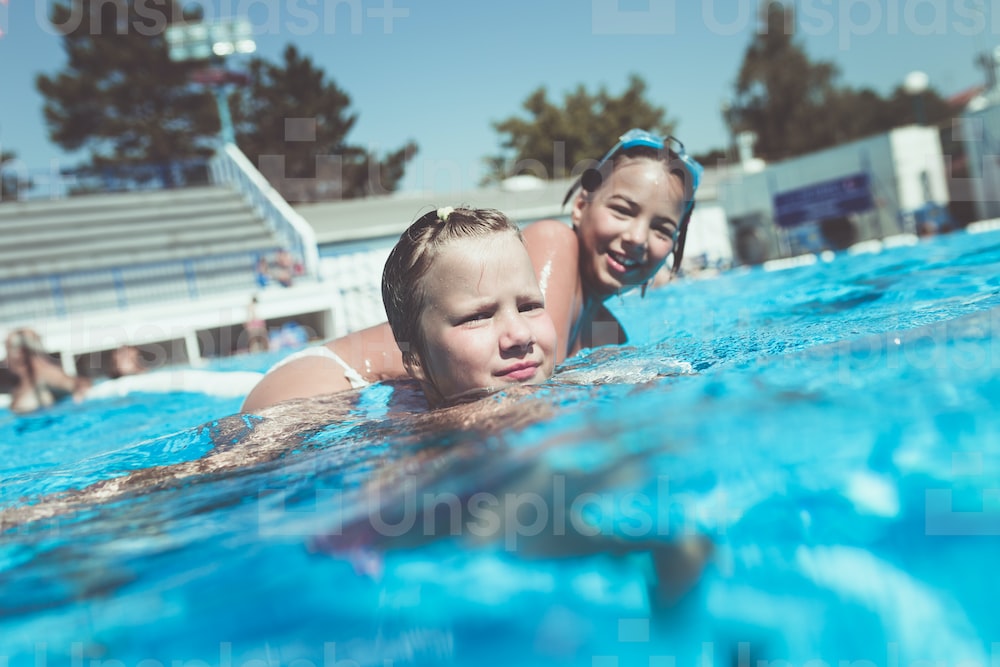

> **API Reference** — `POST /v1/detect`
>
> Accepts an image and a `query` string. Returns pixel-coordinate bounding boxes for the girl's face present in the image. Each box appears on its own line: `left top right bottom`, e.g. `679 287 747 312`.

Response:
572 157 685 296
407 233 557 406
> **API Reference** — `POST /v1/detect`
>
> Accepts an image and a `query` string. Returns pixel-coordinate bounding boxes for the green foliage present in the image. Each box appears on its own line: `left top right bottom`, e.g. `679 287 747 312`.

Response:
230 45 417 202
727 2 956 162
36 0 217 167
35 6 415 200
485 75 673 184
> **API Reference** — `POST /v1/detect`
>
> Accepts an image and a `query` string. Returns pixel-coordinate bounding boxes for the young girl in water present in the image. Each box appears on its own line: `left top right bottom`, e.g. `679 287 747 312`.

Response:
241 129 702 412
247 206 558 411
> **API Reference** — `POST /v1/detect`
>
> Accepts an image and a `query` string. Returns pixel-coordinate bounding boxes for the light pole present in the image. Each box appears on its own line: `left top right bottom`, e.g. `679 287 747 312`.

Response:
165 18 256 144
903 70 929 126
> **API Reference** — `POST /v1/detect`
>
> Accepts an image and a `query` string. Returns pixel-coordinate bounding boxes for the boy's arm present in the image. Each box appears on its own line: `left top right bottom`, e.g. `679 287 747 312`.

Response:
241 321 407 412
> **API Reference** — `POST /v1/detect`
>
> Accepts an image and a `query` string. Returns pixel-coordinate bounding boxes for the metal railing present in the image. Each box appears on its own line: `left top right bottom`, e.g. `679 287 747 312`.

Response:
210 144 320 280
0 250 267 325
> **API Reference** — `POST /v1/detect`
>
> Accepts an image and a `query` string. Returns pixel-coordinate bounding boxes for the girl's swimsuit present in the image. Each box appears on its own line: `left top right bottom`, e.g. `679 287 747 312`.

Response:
265 345 370 389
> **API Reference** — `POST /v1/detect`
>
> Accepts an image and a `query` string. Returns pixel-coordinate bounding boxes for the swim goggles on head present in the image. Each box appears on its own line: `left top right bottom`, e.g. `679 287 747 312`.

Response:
562 128 704 215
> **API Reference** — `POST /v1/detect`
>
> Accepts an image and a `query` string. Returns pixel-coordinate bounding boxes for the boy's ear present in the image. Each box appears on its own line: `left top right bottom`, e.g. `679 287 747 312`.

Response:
402 350 427 383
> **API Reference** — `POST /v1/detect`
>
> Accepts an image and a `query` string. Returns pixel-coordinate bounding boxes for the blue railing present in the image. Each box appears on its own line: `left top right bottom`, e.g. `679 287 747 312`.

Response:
0 250 268 325
210 144 320 280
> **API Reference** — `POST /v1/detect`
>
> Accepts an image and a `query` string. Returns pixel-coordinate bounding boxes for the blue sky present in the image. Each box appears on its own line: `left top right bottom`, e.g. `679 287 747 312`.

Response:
2 0 998 193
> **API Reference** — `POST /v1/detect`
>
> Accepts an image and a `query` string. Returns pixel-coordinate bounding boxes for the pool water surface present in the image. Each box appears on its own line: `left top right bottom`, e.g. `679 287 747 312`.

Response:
1 230 998 666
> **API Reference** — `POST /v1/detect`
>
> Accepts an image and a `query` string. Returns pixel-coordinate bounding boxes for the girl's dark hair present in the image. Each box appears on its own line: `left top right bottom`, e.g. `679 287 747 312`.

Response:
381 207 523 359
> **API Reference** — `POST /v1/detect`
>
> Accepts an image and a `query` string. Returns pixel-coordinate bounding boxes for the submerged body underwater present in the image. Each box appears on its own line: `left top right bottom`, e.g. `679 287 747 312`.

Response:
1 229 999 666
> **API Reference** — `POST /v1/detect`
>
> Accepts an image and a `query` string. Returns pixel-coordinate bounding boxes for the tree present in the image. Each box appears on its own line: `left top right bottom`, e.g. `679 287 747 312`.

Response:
726 2 955 162
727 3 841 161
36 0 217 169
230 45 417 202
485 75 673 184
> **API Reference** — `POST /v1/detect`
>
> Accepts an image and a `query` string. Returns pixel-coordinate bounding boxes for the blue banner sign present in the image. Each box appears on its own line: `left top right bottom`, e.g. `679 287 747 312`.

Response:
773 173 874 228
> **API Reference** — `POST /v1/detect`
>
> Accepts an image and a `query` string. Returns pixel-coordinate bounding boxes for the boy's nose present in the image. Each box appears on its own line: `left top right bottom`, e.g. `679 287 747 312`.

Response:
499 312 534 350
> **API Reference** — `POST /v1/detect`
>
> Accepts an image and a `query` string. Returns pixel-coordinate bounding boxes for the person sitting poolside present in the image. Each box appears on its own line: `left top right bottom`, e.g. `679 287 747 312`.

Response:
254 256 271 289
107 345 145 379
3 328 91 414
273 248 296 288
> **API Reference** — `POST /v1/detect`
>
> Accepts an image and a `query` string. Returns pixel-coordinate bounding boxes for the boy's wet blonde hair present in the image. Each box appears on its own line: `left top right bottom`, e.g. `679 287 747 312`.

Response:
381 207 523 362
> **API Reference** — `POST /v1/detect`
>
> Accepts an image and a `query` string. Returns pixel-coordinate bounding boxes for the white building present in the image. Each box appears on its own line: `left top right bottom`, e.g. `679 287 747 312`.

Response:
717 126 950 264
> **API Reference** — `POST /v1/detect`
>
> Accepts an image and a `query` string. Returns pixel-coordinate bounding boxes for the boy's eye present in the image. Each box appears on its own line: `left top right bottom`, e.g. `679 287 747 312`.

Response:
460 311 492 324
519 301 545 313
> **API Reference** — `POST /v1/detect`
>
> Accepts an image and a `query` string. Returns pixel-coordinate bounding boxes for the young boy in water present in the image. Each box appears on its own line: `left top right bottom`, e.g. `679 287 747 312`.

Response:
247 206 558 410
381 206 557 407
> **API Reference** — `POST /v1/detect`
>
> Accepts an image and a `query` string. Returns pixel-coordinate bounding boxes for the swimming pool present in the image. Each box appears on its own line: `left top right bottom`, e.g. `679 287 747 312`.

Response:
2 229 998 666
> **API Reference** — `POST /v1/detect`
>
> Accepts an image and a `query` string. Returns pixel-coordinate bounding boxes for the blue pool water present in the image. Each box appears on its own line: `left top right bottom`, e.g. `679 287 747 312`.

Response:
2 230 999 666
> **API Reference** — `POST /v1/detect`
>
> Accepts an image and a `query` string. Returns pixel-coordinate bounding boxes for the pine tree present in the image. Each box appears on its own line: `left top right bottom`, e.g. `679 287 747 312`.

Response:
36 0 217 169
231 45 417 202
727 2 953 161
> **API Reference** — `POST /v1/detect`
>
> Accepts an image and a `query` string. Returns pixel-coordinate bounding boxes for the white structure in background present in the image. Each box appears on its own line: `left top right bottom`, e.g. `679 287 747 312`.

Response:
718 125 949 264
679 204 733 273
736 130 766 174
961 84 1000 222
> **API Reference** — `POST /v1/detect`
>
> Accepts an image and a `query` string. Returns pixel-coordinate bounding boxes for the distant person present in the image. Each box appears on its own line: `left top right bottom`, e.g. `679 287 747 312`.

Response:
254 256 271 289
268 321 308 353
107 345 145 379
242 129 703 411
3 328 91 414
245 296 269 354
274 249 295 288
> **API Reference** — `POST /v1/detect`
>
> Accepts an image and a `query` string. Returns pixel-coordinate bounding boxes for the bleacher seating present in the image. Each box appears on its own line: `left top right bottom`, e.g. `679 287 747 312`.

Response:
0 186 272 278
0 185 280 325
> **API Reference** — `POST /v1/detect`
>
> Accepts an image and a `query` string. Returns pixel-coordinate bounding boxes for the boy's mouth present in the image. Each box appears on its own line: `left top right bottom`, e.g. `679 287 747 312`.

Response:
496 361 541 381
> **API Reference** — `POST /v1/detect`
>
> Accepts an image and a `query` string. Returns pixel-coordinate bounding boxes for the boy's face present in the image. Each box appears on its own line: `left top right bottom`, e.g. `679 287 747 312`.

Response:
407 233 557 405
